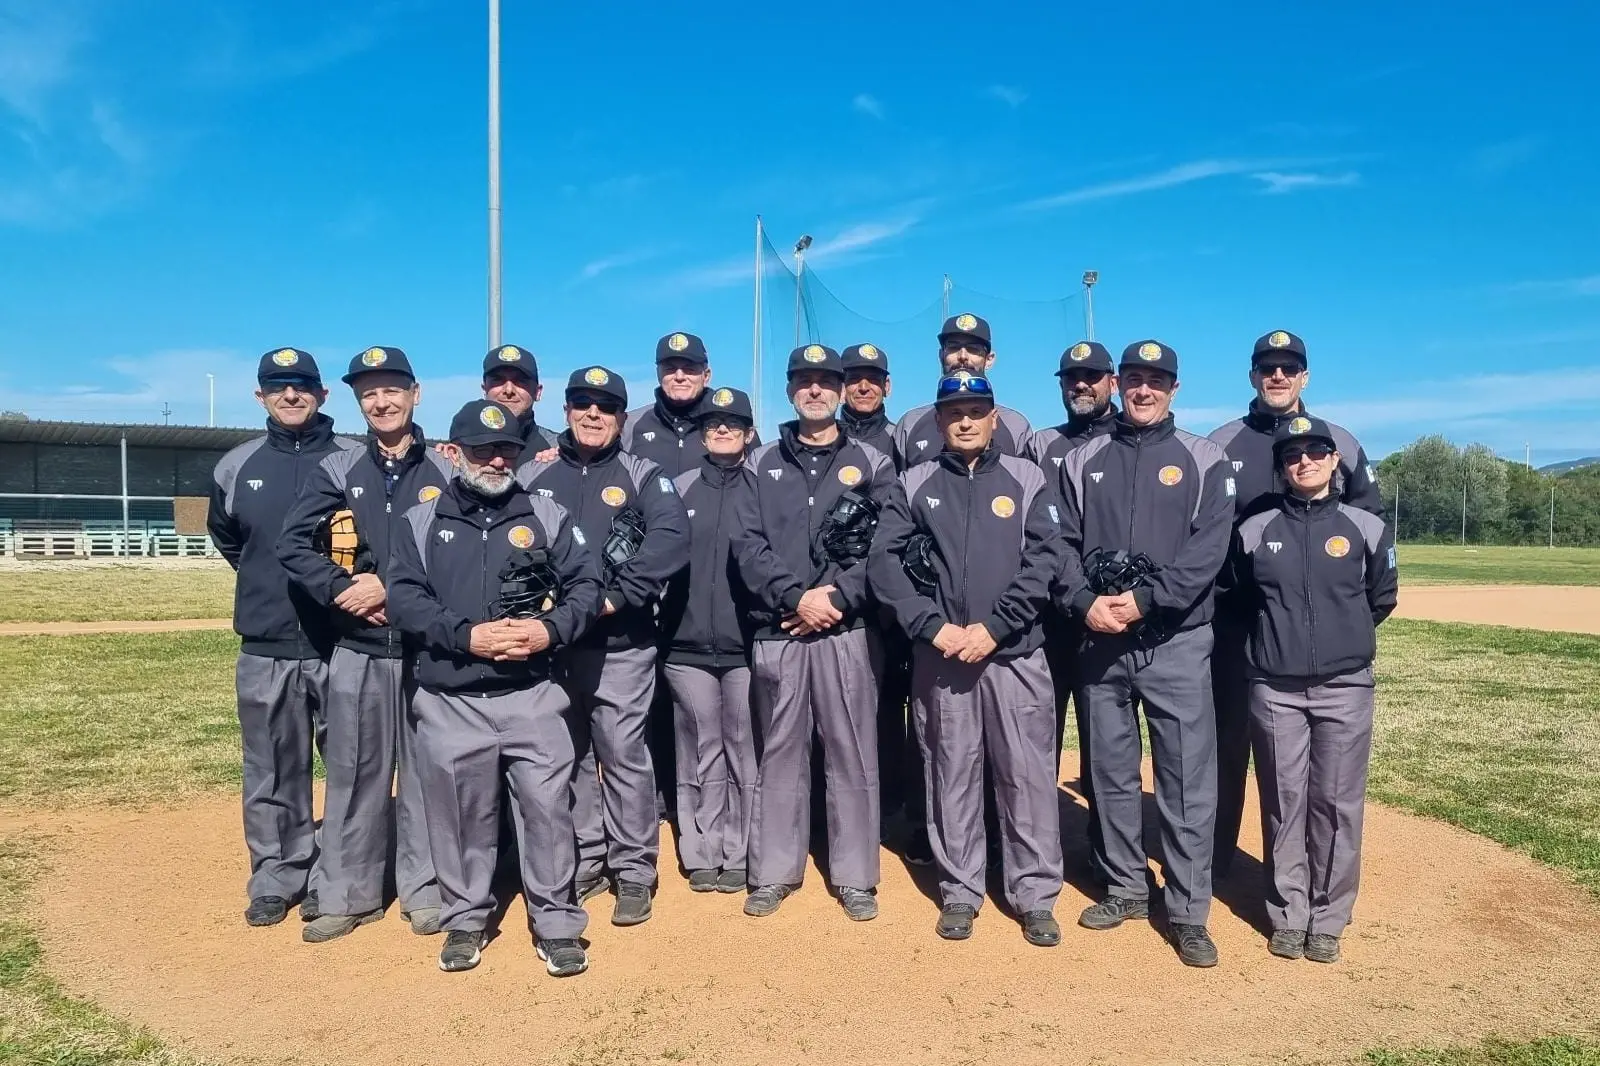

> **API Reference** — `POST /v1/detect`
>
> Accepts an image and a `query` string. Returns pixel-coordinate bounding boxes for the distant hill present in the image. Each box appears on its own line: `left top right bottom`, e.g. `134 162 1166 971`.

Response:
1539 456 1600 475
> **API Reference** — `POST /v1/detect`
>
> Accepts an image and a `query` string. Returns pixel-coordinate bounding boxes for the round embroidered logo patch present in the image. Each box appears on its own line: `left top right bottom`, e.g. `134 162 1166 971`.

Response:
1158 465 1184 486
479 406 506 430
1138 342 1163 361
954 313 979 332
271 349 299 367
1325 535 1351 558
711 388 734 407
991 495 1015 518
667 333 690 352
497 345 522 362
601 485 628 507
803 344 826 363
418 486 441 503
508 525 535 548
837 465 863 487
584 367 610 386
1288 416 1313 435
1070 342 1092 361
859 344 879 359
1268 330 1292 348
361 347 387 367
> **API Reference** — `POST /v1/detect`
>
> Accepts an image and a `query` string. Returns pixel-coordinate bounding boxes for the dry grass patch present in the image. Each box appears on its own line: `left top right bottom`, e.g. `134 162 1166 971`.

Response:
0 566 234 623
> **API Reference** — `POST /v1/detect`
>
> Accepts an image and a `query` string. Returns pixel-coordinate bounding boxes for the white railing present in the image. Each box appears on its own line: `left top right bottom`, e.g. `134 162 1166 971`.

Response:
4 528 219 559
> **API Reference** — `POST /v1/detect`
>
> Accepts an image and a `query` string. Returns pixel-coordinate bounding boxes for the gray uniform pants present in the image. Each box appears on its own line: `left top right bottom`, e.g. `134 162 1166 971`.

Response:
912 646 1063 914
1249 669 1375 936
1075 626 1217 925
749 628 881 891
412 684 587 940
564 645 660 886
237 653 328 900
1209 617 1253 874
663 663 757 873
309 648 438 916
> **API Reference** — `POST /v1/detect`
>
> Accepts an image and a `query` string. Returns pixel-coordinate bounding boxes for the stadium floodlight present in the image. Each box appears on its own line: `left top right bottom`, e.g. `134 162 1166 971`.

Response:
1082 270 1099 340
1082 270 1099 287
794 235 813 255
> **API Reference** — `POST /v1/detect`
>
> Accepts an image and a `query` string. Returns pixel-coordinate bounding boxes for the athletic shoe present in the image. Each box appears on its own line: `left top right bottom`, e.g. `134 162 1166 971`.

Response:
743 884 792 917
299 891 320 922
715 868 746 894
404 906 442 936
575 875 611 903
302 910 383 943
1021 910 1062 947
936 903 977 940
438 929 484 972
837 886 878 921
244 896 289 927
1304 933 1341 964
612 881 654 926
537 938 589 977
1269 929 1306 960
1169 923 1219 967
904 828 934 867
1077 895 1149 931
687 870 718 893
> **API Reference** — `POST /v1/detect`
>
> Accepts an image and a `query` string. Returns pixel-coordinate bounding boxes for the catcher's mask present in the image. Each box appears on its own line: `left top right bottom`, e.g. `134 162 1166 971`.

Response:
493 548 561 619
902 532 938 595
601 506 647 586
817 490 880 565
312 508 375 575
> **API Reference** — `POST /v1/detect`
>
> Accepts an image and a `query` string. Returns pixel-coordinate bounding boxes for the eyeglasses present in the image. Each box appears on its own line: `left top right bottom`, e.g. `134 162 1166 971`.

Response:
568 396 623 415
1254 362 1305 380
941 341 990 357
1280 443 1334 465
261 378 320 394
701 415 748 432
465 442 521 461
1063 369 1109 385
936 374 994 399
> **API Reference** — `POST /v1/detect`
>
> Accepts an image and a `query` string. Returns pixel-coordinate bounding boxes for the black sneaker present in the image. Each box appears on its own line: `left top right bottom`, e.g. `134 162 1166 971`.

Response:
611 881 654 926
936 903 977 940
1077 895 1149 931
244 895 289 927
438 929 484 972
1304 933 1341 964
299 891 321 922
904 828 934 867
537 938 589 977
743 884 792 917
1170 923 1219 967
687 870 718 893
302 909 383 943
715 868 746 894
575 875 610 903
1269 929 1306 960
837 886 878 921
1021 910 1062 948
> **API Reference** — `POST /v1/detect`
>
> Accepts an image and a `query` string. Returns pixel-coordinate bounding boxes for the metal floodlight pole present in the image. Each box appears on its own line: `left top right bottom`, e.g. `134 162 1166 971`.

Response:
487 0 503 349
1460 456 1469 546
1394 479 1402 538
1550 483 1556 548
942 274 952 318
207 373 215 427
1525 442 1531 470
1082 270 1099 341
753 215 765 433
792 235 812 348
119 434 130 557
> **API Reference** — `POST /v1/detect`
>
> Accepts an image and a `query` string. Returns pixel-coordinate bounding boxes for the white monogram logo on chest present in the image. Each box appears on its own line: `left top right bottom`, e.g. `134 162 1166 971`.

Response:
247 479 263 491
1089 472 1104 484
1267 541 1282 553
351 486 364 498
925 497 940 509
438 530 455 543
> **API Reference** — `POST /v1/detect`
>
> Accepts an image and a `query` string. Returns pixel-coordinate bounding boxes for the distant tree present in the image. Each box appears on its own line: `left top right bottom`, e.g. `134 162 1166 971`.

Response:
0 410 28 422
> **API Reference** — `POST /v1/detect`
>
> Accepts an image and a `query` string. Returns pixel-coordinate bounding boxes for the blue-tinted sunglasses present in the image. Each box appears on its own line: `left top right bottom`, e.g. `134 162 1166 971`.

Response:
935 374 994 399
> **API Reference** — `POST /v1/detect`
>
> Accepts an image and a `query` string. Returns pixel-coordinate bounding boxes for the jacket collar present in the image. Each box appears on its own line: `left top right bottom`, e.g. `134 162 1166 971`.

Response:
1281 489 1341 519
936 442 1002 475
1065 404 1118 439
778 420 845 463
439 477 535 520
1244 399 1307 434
839 404 889 438
653 388 700 433
364 423 428 468
697 453 747 486
557 429 620 467
265 412 337 452
1112 412 1177 445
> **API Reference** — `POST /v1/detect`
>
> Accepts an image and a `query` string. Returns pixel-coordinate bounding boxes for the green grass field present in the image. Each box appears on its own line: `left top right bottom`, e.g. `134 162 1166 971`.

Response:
0 566 235 624
1398 545 1600 586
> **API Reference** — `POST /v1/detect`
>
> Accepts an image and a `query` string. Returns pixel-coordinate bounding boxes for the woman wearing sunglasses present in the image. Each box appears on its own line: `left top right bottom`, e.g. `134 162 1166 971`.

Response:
1222 415 1398 964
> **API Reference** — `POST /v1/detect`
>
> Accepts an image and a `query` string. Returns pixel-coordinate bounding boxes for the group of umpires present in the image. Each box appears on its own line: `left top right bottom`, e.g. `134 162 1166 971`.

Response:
207 313 1396 977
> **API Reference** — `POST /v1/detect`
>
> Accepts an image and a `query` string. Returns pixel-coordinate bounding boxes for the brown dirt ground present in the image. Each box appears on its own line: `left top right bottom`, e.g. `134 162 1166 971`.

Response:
6 770 1598 1066
1393 584 1600 634
0 618 232 636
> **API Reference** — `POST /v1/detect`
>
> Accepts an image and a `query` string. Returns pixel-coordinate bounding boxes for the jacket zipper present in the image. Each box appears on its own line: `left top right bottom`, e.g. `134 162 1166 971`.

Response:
1126 431 1143 546
1301 511 1319 676
959 465 975 623
707 482 728 667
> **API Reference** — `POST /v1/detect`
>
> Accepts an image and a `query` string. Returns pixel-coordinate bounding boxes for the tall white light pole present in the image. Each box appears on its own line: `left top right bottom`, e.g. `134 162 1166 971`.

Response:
206 373 215 427
792 235 812 347
487 0 503 349
1082 270 1099 340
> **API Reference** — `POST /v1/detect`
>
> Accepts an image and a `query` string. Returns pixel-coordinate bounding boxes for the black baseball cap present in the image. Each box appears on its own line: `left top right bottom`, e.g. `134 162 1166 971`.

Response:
341 345 415 385
449 400 523 447
841 343 890 375
1272 414 1337 455
1252 330 1308 368
1119 339 1180 378
257 347 322 386
1057 340 1114 375
483 344 539 382
934 371 996 407
565 365 628 406
656 331 709 366
938 313 992 347
786 343 844 378
693 386 754 425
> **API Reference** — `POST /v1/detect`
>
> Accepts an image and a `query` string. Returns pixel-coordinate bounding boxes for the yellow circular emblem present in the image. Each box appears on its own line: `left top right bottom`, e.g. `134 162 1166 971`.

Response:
1269 330 1292 348
837 465 863 487
418 486 442 503
859 344 879 359
991 495 1016 519
1325 535 1351 558
497 345 522 362
803 344 826 363
1158 465 1184 486
508 525 535 549
711 388 734 407
601 485 628 507
583 367 610 386
361 347 387 367
1139 342 1163 361
1288 416 1313 435
271 349 299 367
1070 343 1092 361
954 313 978 333
479 406 507 430
667 333 690 352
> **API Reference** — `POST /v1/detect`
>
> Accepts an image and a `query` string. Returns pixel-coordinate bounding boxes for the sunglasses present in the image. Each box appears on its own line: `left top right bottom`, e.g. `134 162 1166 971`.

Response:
941 340 990 357
936 375 994 399
568 396 623 415
464 442 522 461
261 378 320 394
1254 362 1305 379
1280 443 1334 465
701 415 749 432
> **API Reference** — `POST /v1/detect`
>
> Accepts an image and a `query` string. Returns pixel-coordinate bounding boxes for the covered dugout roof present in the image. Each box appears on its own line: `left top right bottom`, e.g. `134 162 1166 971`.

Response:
0 419 260 450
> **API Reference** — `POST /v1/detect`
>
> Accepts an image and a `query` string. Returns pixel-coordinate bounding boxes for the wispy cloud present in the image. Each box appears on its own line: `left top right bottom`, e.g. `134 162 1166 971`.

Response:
986 85 1028 108
574 246 662 284
1249 170 1360 194
1022 159 1281 210
1502 275 1600 299
665 209 924 291
851 93 885 120
188 3 420 87
1468 134 1543 178
1316 367 1600 445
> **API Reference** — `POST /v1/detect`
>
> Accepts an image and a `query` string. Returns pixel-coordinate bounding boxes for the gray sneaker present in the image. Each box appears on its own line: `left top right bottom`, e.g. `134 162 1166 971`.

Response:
244 896 289 927
936 903 977 940
715 868 746 894
1269 929 1306 960
1078 895 1149 931
537 938 589 977
1305 933 1341 963
438 929 484 972
611 881 654 926
837 886 878 921
403 906 442 936
687 870 718 893
575 875 611 903
1170 923 1219 968
299 891 321 922
743 884 793 917
302 910 383 943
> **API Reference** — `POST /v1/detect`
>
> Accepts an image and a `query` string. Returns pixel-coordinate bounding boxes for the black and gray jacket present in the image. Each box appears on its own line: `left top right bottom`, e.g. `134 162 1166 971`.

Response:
387 480 601 695
208 414 360 659
893 402 1032 471
515 432 690 651
734 423 896 640
277 428 452 658
620 389 704 478
514 413 560 467
839 405 896 460
658 457 761 667
1223 493 1398 679
1208 401 1384 522
1024 406 1118 472
869 446 1065 658
1056 414 1234 634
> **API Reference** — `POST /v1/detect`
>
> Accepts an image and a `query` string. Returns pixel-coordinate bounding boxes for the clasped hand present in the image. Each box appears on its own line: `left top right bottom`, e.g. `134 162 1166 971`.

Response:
779 585 842 637
469 618 552 661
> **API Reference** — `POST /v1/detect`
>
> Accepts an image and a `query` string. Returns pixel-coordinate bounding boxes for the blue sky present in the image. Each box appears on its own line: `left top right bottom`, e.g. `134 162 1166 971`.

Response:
2 1 1598 462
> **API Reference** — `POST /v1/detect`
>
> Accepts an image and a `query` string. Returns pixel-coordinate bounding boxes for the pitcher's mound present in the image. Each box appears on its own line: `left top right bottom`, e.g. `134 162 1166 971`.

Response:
15 779 1599 1066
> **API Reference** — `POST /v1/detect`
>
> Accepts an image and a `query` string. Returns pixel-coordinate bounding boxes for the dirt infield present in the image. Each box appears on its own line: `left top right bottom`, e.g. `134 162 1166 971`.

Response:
0 618 232 636
9 775 1597 1066
1392 584 1600 634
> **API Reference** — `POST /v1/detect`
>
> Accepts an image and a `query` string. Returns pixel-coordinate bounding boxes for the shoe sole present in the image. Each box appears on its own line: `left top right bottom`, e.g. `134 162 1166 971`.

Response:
1078 905 1149 931
611 903 653 927
438 946 481 972
244 911 287 927
1269 942 1305 960
1023 928 1062 948
536 944 589 977
715 880 745 894
404 912 443 936
576 879 611 904
1305 949 1340 964
744 897 784 917
302 910 384 944
937 923 973 941
687 877 719 894
843 907 878 922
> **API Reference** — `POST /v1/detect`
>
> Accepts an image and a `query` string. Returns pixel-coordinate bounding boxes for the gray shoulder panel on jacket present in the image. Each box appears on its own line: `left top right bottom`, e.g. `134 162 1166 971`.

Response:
746 440 780 474
617 452 664 494
998 454 1047 510
901 463 939 499
674 468 703 494
529 494 572 542
320 445 364 491
423 449 453 478
515 458 558 489
1027 426 1064 461
334 435 364 450
213 436 268 515
1338 504 1388 556
1236 509 1276 555
1175 429 1228 520
998 405 1032 441
1207 418 1248 450
854 438 892 475
402 499 440 575
1060 434 1114 505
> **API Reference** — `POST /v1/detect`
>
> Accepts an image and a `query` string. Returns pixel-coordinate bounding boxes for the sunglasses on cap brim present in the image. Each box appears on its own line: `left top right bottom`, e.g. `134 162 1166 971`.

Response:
936 376 995 400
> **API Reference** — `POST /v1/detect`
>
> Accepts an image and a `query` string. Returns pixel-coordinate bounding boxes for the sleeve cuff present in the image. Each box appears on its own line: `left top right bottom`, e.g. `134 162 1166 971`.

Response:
452 618 474 655
781 588 804 613
1070 588 1098 617
827 588 847 613
1132 587 1155 616
330 573 355 599
917 617 947 642
983 614 1015 644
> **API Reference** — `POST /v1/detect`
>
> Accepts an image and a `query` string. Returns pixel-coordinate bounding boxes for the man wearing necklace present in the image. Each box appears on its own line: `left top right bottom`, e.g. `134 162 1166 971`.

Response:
279 346 451 943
